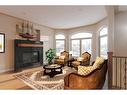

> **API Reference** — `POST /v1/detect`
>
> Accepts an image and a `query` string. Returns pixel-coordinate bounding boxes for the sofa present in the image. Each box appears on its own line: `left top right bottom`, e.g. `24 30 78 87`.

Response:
64 59 107 89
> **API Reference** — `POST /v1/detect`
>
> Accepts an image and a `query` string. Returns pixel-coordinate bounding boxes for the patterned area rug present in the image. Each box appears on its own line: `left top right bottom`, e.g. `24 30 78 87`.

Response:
14 67 76 90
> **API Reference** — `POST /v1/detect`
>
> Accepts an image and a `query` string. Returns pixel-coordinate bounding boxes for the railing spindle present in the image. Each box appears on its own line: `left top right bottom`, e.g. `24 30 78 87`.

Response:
120 58 121 89
108 52 127 89
116 57 117 88
125 58 126 89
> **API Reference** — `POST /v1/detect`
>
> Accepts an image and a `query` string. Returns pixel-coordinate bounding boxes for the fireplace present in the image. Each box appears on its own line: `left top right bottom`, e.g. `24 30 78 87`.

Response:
23 51 39 64
14 39 43 71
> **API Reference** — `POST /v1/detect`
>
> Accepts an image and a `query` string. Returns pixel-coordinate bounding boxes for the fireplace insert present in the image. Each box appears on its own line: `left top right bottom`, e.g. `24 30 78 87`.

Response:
23 51 39 64
14 39 43 71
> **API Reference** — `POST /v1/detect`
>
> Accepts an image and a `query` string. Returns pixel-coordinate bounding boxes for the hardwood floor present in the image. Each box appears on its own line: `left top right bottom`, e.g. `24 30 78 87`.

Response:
0 67 42 90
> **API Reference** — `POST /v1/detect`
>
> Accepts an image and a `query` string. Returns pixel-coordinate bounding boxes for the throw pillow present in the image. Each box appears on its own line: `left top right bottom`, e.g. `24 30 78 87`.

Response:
78 66 95 76
77 57 84 61
72 61 81 65
93 57 105 69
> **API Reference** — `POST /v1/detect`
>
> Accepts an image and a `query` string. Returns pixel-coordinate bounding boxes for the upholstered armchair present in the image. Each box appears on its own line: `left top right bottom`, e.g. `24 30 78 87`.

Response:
64 59 107 89
54 51 69 66
72 52 91 68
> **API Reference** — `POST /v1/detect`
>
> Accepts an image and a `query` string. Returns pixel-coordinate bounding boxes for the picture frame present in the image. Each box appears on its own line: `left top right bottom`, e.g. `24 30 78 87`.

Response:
0 33 5 53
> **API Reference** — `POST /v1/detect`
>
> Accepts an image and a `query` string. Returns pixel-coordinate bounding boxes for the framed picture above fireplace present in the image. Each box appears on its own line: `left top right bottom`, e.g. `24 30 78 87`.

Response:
0 33 5 53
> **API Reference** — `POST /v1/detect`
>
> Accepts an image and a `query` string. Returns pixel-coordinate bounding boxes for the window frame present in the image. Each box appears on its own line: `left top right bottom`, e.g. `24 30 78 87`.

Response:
55 34 65 55
81 38 92 54
99 27 108 58
71 39 80 57
70 33 92 57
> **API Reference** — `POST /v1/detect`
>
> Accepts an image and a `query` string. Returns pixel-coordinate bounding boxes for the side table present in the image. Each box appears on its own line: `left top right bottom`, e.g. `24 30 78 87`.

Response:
68 58 75 67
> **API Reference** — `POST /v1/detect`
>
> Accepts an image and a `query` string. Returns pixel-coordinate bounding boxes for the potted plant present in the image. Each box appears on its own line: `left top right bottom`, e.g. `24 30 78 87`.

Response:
45 48 56 64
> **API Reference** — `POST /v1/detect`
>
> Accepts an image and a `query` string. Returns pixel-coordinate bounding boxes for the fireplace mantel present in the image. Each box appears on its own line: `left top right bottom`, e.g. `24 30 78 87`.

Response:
18 43 43 48
14 39 43 71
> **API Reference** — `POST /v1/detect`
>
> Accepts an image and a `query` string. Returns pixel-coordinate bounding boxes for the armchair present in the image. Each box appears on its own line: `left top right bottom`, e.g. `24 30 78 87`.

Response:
64 59 107 89
54 51 69 66
72 52 91 69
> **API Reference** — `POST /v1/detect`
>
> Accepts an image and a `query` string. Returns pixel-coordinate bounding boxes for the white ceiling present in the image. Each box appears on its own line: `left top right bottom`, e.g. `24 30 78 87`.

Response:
0 6 107 29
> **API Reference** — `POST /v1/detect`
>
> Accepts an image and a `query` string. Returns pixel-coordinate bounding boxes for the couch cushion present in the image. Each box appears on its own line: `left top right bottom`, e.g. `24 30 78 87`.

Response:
59 55 65 60
56 59 64 62
78 66 96 76
77 57 105 76
56 59 64 64
77 57 84 61
72 61 81 66
93 57 105 69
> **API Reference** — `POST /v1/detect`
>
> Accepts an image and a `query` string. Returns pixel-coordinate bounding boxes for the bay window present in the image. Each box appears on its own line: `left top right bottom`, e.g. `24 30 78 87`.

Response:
99 27 108 58
71 33 92 57
55 34 65 56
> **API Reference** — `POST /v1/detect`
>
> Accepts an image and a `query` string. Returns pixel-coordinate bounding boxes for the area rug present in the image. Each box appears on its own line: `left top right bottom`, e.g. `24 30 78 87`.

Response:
14 67 76 90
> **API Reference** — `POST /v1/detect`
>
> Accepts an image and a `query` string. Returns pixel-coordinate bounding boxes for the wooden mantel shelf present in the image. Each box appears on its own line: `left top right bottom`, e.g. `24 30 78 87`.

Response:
18 43 43 48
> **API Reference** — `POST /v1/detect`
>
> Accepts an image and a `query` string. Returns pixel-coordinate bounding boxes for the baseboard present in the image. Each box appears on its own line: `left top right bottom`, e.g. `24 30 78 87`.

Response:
0 68 14 73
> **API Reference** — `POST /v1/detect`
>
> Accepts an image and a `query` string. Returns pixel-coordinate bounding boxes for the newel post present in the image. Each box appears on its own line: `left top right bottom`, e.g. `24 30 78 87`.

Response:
107 52 113 89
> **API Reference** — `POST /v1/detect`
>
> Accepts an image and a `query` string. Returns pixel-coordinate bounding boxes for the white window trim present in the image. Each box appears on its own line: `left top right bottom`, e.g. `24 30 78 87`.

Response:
55 39 65 49
55 34 66 55
99 27 108 57
71 33 92 57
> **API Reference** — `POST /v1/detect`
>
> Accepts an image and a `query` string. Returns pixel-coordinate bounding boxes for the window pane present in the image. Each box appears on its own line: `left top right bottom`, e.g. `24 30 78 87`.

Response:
56 40 64 55
100 36 108 58
55 34 65 39
71 33 92 39
72 40 80 57
81 39 92 54
100 27 108 36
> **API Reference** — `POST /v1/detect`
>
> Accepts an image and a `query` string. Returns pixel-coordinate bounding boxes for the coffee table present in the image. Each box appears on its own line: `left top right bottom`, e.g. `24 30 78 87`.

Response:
43 64 62 78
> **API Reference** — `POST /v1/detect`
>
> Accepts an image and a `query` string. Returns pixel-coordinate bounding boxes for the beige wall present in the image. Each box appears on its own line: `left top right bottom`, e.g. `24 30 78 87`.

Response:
114 11 127 56
0 13 54 72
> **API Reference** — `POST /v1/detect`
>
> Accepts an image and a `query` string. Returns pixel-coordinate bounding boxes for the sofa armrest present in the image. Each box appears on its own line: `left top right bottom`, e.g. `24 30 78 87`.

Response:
64 71 77 87
64 71 98 89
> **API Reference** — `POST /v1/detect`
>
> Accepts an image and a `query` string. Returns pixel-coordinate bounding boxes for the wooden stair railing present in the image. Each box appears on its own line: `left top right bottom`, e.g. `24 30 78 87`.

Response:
108 52 127 89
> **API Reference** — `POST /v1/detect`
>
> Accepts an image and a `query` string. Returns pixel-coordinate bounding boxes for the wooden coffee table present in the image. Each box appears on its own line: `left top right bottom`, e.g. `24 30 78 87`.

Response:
43 64 62 78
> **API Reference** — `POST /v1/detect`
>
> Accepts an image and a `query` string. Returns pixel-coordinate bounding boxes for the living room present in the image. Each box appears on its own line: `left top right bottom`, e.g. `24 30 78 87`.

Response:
0 5 127 90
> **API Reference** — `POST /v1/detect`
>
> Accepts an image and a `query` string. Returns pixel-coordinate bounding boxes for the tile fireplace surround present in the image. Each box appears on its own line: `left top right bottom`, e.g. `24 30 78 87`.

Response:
14 39 43 71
